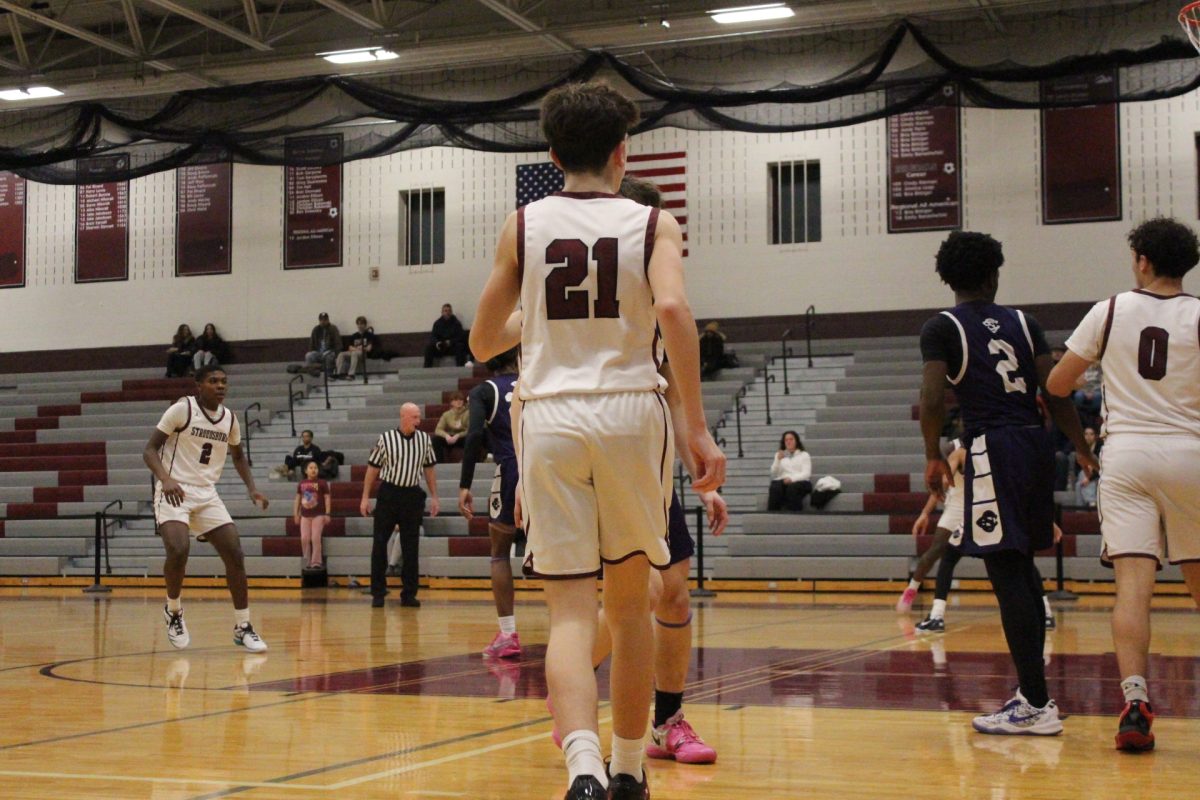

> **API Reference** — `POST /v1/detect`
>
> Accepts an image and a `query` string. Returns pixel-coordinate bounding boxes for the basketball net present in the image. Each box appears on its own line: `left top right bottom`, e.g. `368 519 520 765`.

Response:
1181 2 1200 53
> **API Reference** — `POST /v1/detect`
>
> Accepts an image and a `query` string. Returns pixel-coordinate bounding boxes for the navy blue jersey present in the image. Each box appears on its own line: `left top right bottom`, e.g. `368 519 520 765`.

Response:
921 301 1046 433
483 374 517 464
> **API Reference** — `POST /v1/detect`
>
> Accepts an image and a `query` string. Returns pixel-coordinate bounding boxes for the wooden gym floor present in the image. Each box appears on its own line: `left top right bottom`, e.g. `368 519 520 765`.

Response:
0 586 1198 799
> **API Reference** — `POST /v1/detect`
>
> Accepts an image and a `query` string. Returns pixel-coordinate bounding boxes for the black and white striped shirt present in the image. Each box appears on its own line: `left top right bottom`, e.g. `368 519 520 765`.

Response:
367 429 436 487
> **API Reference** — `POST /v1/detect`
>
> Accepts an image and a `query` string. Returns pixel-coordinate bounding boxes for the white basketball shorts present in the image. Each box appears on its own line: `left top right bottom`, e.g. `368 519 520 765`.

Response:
154 482 235 539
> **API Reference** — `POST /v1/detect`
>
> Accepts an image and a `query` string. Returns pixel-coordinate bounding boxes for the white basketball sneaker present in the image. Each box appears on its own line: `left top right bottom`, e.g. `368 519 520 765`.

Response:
233 622 268 652
163 606 190 649
972 689 1062 735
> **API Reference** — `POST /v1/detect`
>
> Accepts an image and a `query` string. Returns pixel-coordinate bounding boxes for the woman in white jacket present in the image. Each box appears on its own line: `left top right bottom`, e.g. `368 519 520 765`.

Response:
768 431 812 512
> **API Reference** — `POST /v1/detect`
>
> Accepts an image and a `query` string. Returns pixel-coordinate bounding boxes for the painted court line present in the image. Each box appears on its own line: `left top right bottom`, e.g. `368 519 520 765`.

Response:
0 769 329 791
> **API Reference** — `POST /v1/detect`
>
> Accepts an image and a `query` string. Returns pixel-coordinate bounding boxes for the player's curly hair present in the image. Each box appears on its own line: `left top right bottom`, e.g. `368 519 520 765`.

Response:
934 231 1004 293
194 364 225 383
486 347 519 373
541 81 639 174
1127 217 1199 279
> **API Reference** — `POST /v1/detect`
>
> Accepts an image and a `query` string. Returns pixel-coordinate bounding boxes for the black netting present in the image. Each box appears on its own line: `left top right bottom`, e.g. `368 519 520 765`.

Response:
4 13 1198 184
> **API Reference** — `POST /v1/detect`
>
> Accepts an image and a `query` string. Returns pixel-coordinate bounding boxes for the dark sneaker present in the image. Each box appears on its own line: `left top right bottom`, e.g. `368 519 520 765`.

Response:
1115 700 1155 752
607 770 649 799
563 775 605 799
915 616 945 633
400 597 421 608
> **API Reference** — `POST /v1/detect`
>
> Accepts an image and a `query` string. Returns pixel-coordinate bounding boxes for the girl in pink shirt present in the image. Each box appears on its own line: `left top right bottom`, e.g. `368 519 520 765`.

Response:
294 461 331 568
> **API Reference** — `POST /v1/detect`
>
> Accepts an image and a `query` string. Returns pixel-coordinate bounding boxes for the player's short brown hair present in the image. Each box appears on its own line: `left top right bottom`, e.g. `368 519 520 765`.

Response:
619 176 661 208
540 82 639 174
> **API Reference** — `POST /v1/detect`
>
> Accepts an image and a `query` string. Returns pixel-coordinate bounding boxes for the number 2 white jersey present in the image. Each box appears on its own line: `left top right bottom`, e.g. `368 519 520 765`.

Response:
1065 290 1200 438
517 192 668 399
154 396 241 488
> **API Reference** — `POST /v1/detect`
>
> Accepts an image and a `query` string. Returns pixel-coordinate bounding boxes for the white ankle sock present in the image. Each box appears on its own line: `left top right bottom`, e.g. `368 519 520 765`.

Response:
930 599 947 620
1121 675 1149 704
907 579 920 592
498 615 516 636
1043 596 1053 616
562 730 606 787
234 608 250 627
609 733 644 781
166 596 182 613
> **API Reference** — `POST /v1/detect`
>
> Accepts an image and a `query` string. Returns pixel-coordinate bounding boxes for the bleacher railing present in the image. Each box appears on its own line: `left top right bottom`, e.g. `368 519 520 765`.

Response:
242 402 263 467
287 375 306 436
804 305 816 368
779 328 794 395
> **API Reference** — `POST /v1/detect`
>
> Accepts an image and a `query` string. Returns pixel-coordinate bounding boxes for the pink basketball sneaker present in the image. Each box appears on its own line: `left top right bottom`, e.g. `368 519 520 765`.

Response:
896 586 918 613
646 711 717 764
482 631 521 659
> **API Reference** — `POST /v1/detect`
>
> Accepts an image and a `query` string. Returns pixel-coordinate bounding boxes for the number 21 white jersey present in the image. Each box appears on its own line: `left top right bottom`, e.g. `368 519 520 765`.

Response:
155 396 241 488
518 192 669 400
1065 290 1200 437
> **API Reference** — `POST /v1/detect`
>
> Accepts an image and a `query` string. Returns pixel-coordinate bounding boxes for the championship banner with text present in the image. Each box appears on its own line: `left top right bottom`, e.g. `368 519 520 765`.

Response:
75 154 129 283
284 134 343 269
0 172 26 288
177 163 233 276
887 84 962 233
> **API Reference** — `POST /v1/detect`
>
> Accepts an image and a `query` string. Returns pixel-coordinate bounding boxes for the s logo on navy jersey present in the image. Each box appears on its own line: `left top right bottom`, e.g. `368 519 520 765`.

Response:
983 318 1001 334
977 510 1000 532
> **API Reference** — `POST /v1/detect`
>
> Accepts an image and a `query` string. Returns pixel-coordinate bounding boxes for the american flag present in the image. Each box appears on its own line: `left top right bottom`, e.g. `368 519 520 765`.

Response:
516 161 564 207
627 151 688 257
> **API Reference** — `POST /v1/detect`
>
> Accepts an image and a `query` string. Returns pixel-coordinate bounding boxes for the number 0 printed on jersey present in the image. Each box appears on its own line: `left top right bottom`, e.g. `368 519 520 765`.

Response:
545 238 620 320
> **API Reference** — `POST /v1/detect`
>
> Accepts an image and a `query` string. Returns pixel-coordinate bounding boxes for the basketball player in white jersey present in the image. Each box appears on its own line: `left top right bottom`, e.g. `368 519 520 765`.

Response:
471 82 725 800
1048 217 1200 752
141 365 269 653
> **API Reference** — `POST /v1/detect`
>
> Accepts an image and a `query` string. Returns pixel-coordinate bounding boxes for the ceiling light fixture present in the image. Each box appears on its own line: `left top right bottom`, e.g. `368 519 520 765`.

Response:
318 47 399 65
0 86 63 101
707 3 795 24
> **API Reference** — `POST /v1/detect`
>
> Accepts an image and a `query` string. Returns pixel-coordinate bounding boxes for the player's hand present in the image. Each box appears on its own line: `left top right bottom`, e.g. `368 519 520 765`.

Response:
1053 523 1063 544
513 480 523 529
360 498 372 517
428 496 441 517
782 477 793 485
689 428 726 494
161 478 186 507
700 490 728 537
250 491 269 511
1075 449 1100 479
294 514 301 525
458 488 474 520
925 458 951 500
323 514 331 523
912 514 930 538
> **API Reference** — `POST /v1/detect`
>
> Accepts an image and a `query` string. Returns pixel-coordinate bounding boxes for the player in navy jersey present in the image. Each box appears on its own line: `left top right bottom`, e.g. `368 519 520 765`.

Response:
920 231 1095 736
458 347 523 658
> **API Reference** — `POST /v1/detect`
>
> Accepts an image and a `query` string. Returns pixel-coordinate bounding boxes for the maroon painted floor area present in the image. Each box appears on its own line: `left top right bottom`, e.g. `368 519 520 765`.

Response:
250 645 1200 718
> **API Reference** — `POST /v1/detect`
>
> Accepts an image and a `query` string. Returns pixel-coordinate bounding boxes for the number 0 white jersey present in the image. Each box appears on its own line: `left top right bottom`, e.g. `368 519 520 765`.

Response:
154 396 241 488
1065 290 1200 438
517 192 668 399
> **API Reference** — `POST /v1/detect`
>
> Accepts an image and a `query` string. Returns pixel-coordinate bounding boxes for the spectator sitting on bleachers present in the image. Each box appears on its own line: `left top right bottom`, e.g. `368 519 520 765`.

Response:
335 316 378 379
165 324 195 377
293 461 331 569
273 430 321 480
424 303 470 367
699 321 727 380
305 312 342 377
768 430 812 512
433 391 469 462
1072 362 1103 425
193 322 228 370
1074 426 1102 507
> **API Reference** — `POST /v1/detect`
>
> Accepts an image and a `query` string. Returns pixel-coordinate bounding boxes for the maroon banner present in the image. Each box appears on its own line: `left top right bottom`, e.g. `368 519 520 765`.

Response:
0 172 26 288
176 163 233 276
887 84 962 233
1041 72 1121 224
75 155 129 283
284 134 343 269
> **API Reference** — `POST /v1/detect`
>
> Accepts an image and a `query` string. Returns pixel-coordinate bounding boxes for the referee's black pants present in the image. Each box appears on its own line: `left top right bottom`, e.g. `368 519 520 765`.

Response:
370 483 425 602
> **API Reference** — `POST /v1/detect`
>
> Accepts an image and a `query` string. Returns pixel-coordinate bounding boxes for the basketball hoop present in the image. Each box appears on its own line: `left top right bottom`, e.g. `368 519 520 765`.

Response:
1180 1 1200 54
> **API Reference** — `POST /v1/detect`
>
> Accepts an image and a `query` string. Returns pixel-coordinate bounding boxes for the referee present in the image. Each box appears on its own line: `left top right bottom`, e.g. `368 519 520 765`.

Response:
360 402 439 608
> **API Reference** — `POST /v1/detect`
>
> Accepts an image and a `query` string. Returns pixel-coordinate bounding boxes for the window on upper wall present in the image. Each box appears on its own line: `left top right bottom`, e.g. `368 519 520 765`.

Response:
768 160 821 244
400 188 445 266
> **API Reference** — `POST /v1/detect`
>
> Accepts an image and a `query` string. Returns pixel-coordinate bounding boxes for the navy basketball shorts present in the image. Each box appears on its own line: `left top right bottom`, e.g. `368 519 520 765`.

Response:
962 425 1055 557
489 458 518 528
666 489 695 566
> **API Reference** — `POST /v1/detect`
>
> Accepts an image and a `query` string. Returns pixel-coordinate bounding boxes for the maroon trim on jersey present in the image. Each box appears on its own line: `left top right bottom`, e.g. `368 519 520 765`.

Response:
515 205 525 288
602 549 671 570
551 191 620 200
174 396 192 433
197 399 225 426
654 391 670 540
643 207 660 277
1132 289 1195 300
651 327 662 371
1097 295 1117 360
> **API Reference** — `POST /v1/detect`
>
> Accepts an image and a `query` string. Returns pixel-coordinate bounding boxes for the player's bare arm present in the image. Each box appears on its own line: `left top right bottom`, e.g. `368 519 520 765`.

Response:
360 465 380 517
1035 354 1098 476
661 362 728 536
913 492 939 537
230 443 269 510
143 429 185 506
470 212 522 362
919 359 951 497
1045 350 1091 397
647 211 726 494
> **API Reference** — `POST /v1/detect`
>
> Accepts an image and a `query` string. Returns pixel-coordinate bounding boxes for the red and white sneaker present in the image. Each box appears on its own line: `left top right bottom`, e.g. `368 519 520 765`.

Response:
646 711 717 764
482 631 521 659
896 587 918 613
